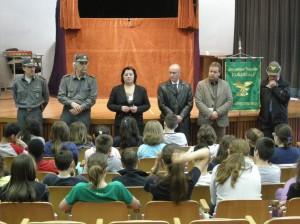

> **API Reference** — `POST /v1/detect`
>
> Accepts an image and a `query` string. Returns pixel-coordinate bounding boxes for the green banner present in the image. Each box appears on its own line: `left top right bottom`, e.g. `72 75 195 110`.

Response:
225 58 261 111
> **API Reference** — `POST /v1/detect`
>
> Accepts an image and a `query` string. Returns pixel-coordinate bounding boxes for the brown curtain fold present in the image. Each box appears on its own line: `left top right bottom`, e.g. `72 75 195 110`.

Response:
65 18 195 97
60 0 81 30
177 0 198 29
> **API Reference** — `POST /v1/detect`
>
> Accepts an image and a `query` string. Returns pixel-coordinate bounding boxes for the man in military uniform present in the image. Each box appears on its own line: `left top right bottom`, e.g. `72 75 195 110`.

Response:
12 58 49 130
259 61 290 138
58 53 98 129
157 64 193 142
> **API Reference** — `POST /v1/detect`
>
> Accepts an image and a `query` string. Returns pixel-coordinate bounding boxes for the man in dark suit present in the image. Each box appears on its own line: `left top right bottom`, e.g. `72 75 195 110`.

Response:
157 64 193 142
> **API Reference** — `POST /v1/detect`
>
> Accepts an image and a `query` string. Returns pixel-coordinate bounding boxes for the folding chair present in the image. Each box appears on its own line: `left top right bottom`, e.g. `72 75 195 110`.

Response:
48 186 72 220
0 202 55 224
261 183 285 200
264 216 300 224
138 158 157 172
144 201 200 224
280 167 296 182
191 185 211 204
286 197 300 216
20 219 86 224
36 171 56 182
215 200 271 224
71 201 128 224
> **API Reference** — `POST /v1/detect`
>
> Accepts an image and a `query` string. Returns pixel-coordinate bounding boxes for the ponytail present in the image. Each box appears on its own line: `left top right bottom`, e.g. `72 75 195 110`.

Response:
216 153 245 188
87 153 108 188
88 165 105 187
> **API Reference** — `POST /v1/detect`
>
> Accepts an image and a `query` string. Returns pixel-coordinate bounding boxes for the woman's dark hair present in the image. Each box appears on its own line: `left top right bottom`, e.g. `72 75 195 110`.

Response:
120 66 137 84
93 125 111 138
194 124 217 150
214 135 236 164
21 118 42 145
119 117 141 149
275 124 293 147
2 154 37 202
87 153 108 188
159 144 188 203
50 121 70 155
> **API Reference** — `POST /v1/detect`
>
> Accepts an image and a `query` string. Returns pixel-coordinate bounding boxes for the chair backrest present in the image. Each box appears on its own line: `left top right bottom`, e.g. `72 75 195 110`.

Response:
78 147 89 162
280 167 296 182
144 201 200 224
261 183 285 200
109 221 169 224
20 218 86 224
106 172 121 183
189 219 251 224
3 156 15 171
286 197 300 216
48 186 72 220
0 202 55 224
264 216 300 224
71 201 128 224
43 157 55 161
127 186 152 208
215 200 271 224
191 185 210 204
138 158 157 172
36 171 56 182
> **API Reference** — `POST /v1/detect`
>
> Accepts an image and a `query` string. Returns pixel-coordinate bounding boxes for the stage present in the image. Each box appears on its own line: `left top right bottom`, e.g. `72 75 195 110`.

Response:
1 91 300 144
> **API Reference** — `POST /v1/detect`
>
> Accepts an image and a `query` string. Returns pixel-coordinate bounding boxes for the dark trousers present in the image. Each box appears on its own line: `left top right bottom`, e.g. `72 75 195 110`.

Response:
175 117 191 144
61 107 91 130
17 107 43 131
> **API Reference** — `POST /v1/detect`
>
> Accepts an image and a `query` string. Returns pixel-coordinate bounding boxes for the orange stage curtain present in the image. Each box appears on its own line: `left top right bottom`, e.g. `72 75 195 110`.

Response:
60 0 81 29
65 18 195 97
177 0 198 29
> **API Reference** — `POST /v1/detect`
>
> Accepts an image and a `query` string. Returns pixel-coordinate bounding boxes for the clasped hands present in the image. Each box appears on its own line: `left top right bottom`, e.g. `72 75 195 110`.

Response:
209 111 219 120
70 102 83 115
121 105 137 113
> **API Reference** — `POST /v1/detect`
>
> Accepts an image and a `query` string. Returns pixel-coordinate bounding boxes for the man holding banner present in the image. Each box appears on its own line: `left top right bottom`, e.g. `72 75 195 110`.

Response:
258 61 290 138
195 62 233 142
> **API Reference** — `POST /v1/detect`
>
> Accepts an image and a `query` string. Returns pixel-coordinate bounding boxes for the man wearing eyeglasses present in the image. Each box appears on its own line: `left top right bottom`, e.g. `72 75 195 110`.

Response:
12 58 49 130
157 64 193 143
58 53 98 129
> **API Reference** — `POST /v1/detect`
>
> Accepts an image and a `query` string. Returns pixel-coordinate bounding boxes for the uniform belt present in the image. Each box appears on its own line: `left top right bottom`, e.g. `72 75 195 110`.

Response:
19 106 41 112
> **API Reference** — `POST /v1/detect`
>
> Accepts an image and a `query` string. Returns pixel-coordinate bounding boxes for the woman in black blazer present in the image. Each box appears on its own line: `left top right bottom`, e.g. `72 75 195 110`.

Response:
107 66 150 135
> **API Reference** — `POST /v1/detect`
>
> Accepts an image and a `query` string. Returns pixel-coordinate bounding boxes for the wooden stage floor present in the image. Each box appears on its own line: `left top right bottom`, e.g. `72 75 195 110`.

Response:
1 90 300 142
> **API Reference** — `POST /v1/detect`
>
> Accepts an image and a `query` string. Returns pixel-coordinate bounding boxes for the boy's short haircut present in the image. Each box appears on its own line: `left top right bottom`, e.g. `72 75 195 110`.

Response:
164 114 178 130
54 149 73 171
255 137 275 161
95 134 113 154
121 148 138 169
28 139 44 161
3 123 20 138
